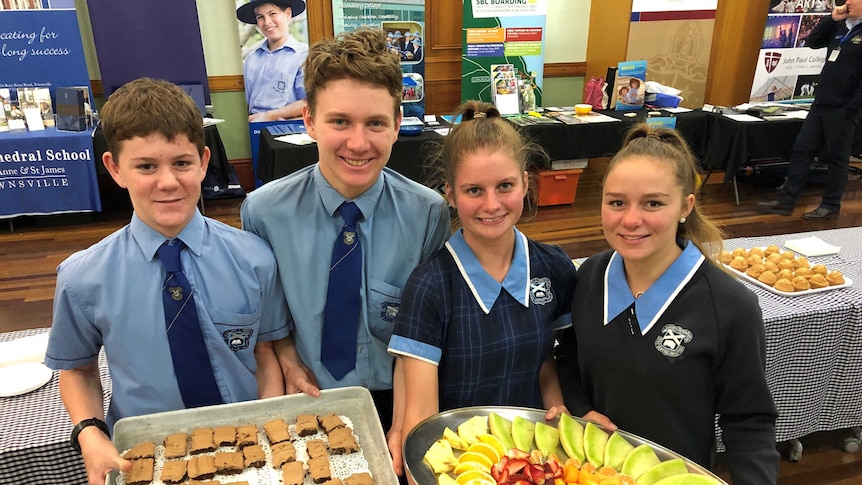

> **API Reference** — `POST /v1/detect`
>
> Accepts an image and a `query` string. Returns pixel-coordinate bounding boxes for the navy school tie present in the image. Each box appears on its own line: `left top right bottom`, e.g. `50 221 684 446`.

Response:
157 240 224 408
321 202 362 380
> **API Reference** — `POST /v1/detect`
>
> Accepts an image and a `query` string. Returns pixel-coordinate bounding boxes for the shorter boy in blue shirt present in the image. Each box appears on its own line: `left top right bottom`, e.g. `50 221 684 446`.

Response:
45 78 289 485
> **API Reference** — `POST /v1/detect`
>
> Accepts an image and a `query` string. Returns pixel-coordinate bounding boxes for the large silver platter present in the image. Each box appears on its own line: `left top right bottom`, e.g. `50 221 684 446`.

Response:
403 406 727 485
107 386 396 485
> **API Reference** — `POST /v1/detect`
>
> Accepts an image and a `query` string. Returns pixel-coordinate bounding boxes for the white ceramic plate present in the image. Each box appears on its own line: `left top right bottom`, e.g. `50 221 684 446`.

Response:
0 362 53 397
724 264 852 297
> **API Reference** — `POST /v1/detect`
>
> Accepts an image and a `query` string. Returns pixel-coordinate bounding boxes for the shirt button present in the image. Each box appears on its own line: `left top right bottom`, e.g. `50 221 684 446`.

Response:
357 346 363 353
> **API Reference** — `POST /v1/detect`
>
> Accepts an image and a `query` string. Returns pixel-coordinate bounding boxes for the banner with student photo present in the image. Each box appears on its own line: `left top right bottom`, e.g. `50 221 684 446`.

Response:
236 0 310 187
749 1 833 102
462 0 547 110
331 0 427 119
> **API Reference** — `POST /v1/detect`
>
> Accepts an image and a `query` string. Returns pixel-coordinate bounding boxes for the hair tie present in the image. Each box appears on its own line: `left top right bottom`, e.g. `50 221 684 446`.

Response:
473 112 487 119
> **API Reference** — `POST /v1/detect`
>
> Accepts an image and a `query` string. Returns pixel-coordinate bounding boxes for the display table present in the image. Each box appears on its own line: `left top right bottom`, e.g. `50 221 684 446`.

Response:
704 112 862 182
257 128 444 185
0 328 111 485
723 227 862 444
0 128 102 219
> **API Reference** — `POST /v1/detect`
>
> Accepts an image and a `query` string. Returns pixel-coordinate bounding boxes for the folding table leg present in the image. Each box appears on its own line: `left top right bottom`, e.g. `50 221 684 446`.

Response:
733 176 740 206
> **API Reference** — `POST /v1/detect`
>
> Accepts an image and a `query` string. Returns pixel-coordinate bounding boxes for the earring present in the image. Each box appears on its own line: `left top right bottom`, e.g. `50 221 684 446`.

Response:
679 217 687 224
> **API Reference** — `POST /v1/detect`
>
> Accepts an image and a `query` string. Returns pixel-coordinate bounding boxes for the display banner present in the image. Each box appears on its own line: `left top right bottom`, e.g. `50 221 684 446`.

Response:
86 0 210 102
626 0 716 108
0 128 101 218
0 9 91 100
462 0 547 109
749 1 833 102
331 0 427 119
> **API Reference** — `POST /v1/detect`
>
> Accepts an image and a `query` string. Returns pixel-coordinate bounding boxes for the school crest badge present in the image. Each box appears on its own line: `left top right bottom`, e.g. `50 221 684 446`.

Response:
654 324 692 358
223 328 253 352
764 51 781 73
380 302 399 322
529 277 554 305
169 287 183 301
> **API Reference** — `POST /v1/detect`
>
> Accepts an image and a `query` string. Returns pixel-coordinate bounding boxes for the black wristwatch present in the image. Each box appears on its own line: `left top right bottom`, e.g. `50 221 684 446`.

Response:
70 417 110 453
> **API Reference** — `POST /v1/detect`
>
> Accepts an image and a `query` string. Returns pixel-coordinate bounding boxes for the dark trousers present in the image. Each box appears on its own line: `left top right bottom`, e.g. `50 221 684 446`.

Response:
779 103 855 211
371 389 394 433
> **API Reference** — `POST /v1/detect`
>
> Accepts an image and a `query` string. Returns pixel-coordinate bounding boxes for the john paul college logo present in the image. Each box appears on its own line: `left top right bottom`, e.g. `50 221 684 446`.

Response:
529 277 553 305
654 324 692 358
223 329 253 352
764 51 782 74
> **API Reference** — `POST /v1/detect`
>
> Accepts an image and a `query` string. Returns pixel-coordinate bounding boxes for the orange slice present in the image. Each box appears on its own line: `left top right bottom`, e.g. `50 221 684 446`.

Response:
453 461 488 475
477 434 506 458
456 451 493 470
466 442 501 464
455 469 495 485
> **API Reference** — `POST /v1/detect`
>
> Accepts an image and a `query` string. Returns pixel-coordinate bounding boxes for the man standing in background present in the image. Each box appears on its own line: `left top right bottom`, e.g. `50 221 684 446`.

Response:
757 0 862 220
237 0 308 121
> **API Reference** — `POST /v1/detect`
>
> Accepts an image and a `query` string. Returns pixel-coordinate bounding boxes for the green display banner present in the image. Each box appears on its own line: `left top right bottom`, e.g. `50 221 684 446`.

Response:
461 0 547 110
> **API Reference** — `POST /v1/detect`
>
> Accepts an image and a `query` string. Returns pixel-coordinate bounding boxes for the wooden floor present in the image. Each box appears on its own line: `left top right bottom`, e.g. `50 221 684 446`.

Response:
1 159 861 483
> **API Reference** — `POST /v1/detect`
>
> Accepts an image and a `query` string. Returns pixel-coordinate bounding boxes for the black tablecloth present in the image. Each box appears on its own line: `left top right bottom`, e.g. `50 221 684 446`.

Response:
703 113 862 182
257 129 445 185
516 110 710 169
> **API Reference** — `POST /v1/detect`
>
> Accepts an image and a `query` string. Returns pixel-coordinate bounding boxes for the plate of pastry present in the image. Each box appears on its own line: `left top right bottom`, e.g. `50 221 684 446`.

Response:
720 245 851 296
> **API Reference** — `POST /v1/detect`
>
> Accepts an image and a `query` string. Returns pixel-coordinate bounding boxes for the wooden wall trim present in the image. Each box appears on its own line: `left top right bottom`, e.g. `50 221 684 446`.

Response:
91 75 245 97
545 62 586 78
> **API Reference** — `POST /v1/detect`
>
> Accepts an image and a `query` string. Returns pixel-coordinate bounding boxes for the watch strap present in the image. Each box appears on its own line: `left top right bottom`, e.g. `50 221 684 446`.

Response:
70 417 110 453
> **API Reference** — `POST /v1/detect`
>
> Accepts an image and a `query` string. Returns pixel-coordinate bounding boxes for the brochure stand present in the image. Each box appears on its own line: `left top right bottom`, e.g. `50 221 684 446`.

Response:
490 64 520 116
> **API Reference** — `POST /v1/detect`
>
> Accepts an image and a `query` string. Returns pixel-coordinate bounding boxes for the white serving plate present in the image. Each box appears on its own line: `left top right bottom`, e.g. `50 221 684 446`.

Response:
724 264 852 297
0 362 53 397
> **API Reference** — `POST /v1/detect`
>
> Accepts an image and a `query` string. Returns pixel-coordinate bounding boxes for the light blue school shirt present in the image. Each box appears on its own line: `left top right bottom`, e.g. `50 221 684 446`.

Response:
243 36 308 115
45 211 290 428
241 165 450 390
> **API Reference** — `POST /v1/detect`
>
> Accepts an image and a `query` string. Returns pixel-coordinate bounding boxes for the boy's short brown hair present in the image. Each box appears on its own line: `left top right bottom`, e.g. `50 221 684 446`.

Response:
303 27 403 120
100 78 204 159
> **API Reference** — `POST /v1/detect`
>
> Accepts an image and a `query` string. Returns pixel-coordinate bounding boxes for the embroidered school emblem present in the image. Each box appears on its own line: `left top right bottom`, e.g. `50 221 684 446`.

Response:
654 324 692 358
223 328 253 352
853 36 862 45
529 277 554 305
343 231 356 245
380 302 399 322
763 51 781 73
169 287 183 301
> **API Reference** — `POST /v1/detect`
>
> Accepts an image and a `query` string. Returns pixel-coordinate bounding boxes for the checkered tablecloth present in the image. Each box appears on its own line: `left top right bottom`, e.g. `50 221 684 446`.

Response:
724 227 862 442
0 328 111 484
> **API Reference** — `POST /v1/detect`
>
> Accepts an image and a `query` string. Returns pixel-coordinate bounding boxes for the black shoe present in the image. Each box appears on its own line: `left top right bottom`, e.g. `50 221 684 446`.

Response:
802 207 839 220
756 200 793 216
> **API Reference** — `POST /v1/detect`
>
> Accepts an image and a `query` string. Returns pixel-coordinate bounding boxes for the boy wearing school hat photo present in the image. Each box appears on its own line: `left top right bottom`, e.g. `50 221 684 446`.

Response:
237 0 308 122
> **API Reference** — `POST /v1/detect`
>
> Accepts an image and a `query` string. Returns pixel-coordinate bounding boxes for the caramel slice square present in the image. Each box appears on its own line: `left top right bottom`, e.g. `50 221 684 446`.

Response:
159 459 187 484
190 428 216 455
214 451 244 475
263 418 291 444
188 455 217 480
295 413 320 437
236 423 258 448
318 413 346 434
163 432 188 459
189 480 222 485
243 444 266 468
345 472 374 485
305 439 328 459
124 458 154 485
327 427 359 455
213 425 237 447
308 455 332 484
272 440 297 467
122 441 155 460
322 479 344 485
282 460 306 485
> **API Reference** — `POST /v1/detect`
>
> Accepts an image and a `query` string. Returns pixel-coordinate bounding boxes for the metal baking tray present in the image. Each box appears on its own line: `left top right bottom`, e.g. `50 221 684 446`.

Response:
403 406 727 485
108 386 396 484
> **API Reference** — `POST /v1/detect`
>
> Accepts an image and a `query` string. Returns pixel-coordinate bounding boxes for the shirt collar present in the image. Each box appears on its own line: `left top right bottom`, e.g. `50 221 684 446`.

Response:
604 242 705 334
445 227 530 314
314 164 383 220
257 35 303 54
130 209 205 261
847 18 862 31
